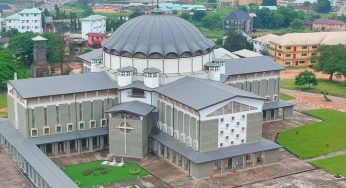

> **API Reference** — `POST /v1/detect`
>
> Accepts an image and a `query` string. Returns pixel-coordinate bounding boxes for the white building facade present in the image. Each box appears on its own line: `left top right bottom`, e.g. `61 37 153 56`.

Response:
5 8 43 33
81 14 106 40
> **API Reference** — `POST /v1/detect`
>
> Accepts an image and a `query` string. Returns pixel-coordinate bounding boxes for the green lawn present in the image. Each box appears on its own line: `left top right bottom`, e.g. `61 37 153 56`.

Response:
281 79 346 97
279 92 295 100
311 155 346 177
277 109 346 159
0 94 7 108
64 161 148 188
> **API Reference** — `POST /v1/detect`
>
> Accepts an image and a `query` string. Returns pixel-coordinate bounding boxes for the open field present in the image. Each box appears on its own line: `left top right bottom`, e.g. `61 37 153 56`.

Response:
64 161 148 188
279 92 294 100
281 79 346 97
277 109 346 159
311 155 346 177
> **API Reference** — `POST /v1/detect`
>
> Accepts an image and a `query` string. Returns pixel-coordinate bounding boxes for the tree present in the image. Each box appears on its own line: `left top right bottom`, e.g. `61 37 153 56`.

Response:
314 45 346 81
316 0 331 13
129 8 144 19
81 48 92 54
260 47 270 56
192 10 206 21
42 32 65 64
43 8 50 16
202 13 222 29
54 4 61 19
180 13 191 20
290 19 304 30
262 0 276 6
0 49 16 89
295 71 318 88
8 32 35 66
223 29 253 52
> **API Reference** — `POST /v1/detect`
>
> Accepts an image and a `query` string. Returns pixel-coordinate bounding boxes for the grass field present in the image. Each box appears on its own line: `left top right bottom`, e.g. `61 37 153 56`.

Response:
281 79 346 97
279 92 295 100
64 161 148 188
0 94 7 108
277 109 346 159
311 155 346 177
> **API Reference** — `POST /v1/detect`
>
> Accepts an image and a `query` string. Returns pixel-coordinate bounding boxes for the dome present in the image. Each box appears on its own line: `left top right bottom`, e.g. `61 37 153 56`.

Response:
101 14 215 59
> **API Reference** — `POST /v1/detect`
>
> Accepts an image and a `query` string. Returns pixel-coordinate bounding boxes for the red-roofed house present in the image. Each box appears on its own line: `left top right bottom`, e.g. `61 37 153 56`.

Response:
312 19 346 32
87 32 108 48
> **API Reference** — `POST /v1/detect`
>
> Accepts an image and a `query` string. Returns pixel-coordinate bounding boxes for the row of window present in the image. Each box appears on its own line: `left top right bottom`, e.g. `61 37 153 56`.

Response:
30 119 108 137
220 139 245 147
220 127 245 134
277 45 318 50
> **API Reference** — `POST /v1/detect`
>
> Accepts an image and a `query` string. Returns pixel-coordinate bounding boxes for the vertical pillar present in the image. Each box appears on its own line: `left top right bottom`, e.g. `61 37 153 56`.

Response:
252 154 256 167
262 151 266 165
221 159 225 174
242 156 245 169
96 136 100 147
164 146 168 159
100 136 104 149
89 137 93 152
158 143 161 156
65 140 71 155
54 143 59 156
78 139 82 153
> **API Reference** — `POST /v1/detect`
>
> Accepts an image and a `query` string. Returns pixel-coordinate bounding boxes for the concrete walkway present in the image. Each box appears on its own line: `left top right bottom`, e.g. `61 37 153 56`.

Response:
305 149 346 162
281 88 346 112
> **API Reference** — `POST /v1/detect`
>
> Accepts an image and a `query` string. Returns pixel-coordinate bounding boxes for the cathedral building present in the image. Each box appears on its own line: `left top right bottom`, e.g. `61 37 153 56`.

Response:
0 11 293 188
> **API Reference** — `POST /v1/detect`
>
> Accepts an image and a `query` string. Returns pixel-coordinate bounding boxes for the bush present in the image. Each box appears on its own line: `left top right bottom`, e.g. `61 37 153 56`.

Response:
129 168 140 175
95 166 106 171
83 169 93 176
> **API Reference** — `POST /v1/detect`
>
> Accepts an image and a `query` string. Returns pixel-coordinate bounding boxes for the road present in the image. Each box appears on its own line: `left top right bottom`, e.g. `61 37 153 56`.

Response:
281 88 346 112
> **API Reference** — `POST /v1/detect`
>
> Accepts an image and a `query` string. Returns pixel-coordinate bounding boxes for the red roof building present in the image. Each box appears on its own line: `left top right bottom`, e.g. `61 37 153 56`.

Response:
87 33 108 48
312 19 346 32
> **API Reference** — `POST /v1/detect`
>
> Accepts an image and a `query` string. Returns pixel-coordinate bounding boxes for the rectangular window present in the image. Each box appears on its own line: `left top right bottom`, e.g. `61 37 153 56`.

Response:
236 134 239 138
90 120 96 128
302 53 307 56
220 131 224 134
78 121 85 130
302 46 307 49
285 54 291 57
31 128 38 137
231 141 234 145
56 125 62 133
299 61 305 64
100 119 107 127
242 127 245 131
226 136 229 139
237 122 240 126
43 126 50 135
286 47 291 50
285 62 291 65
67 123 73 132
311 53 317 56
312 45 318 49
131 89 145 98
220 143 223 147
242 115 245 119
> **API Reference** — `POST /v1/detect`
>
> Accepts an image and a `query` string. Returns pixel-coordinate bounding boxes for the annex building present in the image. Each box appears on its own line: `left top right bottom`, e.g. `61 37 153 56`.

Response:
0 12 293 188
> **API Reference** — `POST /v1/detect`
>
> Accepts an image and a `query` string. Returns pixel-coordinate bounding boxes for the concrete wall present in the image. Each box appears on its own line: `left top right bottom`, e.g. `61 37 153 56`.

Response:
229 77 279 102
246 112 262 143
190 161 214 179
264 149 279 165
109 116 149 158
283 106 293 120
199 119 218 152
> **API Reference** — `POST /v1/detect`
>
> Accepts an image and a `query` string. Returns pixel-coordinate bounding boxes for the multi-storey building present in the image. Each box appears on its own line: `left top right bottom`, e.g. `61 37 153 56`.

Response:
268 31 346 66
5 8 43 33
81 14 106 41
312 19 346 32
0 12 292 187
224 10 253 33
253 33 279 53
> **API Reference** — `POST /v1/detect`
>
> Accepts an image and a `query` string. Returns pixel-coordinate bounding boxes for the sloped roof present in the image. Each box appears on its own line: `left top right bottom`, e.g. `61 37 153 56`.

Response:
6 13 19 20
106 101 155 116
80 14 106 21
152 131 281 163
0 121 78 188
19 8 41 14
233 49 263 58
8 72 116 99
253 33 279 43
213 48 239 59
224 56 283 76
155 77 264 110
224 10 251 21
269 31 346 46
78 49 103 62
312 19 345 25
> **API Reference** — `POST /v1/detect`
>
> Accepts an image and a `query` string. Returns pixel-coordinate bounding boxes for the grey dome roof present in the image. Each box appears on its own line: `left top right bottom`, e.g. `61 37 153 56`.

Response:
101 14 215 59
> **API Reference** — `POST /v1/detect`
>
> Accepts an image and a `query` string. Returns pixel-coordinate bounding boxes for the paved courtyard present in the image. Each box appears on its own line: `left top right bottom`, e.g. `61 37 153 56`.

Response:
0 148 32 188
